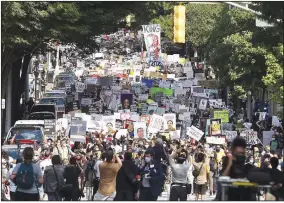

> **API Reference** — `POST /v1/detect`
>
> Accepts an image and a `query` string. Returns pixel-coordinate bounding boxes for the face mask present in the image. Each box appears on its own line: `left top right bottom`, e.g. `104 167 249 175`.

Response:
163 144 166 147
145 157 151 163
249 159 254 164
47 142 51 146
145 145 149 148
234 155 246 164
216 149 220 152
272 138 275 141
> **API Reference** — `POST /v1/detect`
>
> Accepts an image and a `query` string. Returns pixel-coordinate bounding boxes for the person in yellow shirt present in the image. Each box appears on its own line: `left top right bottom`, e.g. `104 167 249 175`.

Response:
216 146 226 164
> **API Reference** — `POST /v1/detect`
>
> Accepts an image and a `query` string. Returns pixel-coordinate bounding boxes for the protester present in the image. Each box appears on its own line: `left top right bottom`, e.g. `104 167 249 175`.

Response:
168 148 189 201
139 149 165 201
43 155 65 200
114 152 139 201
63 156 84 201
6 158 23 201
94 150 122 200
10 147 43 201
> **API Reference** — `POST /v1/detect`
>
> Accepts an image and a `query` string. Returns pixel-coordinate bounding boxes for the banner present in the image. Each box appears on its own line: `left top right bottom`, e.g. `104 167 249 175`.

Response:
223 131 237 142
186 126 204 141
142 24 161 62
214 110 229 123
240 130 260 145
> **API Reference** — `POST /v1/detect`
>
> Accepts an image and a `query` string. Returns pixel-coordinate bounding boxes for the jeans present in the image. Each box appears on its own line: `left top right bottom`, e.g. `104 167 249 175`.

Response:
47 192 61 201
94 191 116 201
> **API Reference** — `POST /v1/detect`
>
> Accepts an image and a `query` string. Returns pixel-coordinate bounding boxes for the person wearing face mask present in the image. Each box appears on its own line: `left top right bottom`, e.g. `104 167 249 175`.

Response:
168 148 189 201
222 137 257 201
139 149 165 201
270 135 279 153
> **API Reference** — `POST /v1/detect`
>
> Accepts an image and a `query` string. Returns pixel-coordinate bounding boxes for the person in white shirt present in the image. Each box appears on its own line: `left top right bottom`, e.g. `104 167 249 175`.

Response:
6 158 23 200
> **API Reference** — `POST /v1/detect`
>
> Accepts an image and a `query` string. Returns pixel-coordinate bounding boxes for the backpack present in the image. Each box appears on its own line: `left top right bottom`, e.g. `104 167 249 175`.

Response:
210 159 216 173
16 163 35 189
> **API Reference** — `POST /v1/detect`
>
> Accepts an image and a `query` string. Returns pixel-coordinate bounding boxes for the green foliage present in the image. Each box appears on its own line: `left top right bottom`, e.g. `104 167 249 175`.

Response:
185 3 225 47
262 43 284 107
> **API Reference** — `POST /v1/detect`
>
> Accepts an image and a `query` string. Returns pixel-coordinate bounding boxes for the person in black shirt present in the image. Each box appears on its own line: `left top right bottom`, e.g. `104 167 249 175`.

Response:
64 157 84 201
269 157 284 200
222 137 256 201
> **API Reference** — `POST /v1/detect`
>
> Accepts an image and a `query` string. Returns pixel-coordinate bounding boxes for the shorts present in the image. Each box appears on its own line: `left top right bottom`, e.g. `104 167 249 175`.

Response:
94 191 116 201
195 184 206 195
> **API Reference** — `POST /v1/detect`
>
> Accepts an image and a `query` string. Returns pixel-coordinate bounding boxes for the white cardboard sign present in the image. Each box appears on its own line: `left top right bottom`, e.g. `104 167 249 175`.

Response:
186 126 204 141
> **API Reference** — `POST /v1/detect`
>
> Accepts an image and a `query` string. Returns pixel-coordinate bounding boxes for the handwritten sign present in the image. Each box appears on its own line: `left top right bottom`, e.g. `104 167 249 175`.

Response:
186 126 204 141
223 131 237 142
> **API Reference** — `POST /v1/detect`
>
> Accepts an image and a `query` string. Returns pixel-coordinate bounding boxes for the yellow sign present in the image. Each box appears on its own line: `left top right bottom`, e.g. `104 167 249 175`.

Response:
214 110 229 123
179 58 186 65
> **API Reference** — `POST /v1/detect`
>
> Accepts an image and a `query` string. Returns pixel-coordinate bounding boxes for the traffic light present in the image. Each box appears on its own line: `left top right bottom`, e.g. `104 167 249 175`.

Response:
174 5 185 43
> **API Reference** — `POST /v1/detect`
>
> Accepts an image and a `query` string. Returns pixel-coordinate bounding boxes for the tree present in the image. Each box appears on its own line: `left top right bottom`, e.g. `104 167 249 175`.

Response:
1 1 141 126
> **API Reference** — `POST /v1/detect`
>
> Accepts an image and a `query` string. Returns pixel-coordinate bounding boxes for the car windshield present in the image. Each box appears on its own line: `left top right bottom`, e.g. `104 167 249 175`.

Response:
39 98 65 105
9 128 43 141
30 105 55 113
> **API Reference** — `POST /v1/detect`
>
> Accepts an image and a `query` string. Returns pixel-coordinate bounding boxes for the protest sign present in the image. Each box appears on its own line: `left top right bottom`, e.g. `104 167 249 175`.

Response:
120 112 131 120
142 24 161 62
81 98 92 106
262 131 274 147
115 119 123 130
199 99 208 110
130 104 138 112
170 130 180 140
259 112 266 121
214 110 229 123
70 120 87 136
148 114 166 133
134 122 147 139
206 137 226 145
75 82 85 92
87 120 102 132
163 114 176 131
222 123 233 131
116 129 128 139
223 131 237 142
102 116 116 133
272 116 281 126
121 93 133 110
210 119 222 136
186 126 204 141
44 120 56 136
140 115 150 126
240 130 260 145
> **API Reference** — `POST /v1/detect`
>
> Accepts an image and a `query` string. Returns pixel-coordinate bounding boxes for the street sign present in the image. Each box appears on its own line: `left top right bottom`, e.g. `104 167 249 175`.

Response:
1 99 5 109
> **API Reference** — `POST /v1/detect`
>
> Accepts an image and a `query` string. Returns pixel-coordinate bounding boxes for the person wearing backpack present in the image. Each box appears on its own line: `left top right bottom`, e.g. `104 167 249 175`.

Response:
10 147 43 201
208 152 217 196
